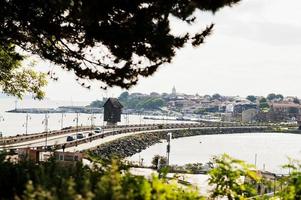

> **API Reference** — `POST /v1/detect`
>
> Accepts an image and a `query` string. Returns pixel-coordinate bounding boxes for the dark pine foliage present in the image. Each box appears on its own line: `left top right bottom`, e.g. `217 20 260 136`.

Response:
0 0 240 89
0 154 104 199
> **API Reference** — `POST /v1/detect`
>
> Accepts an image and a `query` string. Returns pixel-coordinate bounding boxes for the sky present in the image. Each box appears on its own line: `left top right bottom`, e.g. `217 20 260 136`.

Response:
33 0 301 101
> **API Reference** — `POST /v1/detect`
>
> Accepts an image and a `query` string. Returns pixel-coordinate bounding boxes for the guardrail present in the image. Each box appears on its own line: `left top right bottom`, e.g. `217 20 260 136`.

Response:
2 121 295 144
2 124 193 147
0 127 92 145
2 122 206 145
0 121 276 146
2 124 269 150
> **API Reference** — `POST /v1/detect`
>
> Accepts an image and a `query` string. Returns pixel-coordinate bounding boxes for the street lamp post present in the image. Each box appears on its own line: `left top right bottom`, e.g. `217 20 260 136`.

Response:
59 113 66 130
24 113 31 136
166 132 172 166
74 112 79 132
88 113 96 134
73 113 80 146
122 113 129 127
126 113 129 127
139 112 142 126
42 113 49 150
0 115 4 149
89 113 96 128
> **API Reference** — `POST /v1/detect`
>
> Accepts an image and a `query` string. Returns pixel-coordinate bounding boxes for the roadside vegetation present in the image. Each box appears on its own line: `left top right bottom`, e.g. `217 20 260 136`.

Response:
1 151 301 200
0 153 203 200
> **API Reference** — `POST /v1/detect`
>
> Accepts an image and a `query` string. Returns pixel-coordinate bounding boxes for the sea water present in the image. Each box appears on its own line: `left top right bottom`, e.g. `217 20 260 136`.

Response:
129 133 301 174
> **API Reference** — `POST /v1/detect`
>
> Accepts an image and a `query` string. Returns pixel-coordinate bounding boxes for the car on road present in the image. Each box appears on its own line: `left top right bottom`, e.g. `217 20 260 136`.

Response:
66 135 75 142
76 133 85 139
94 127 102 133
62 126 72 130
45 146 53 151
88 132 94 137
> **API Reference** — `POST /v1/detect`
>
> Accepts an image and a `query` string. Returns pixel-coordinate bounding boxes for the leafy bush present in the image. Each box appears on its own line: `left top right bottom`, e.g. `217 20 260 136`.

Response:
208 154 261 199
0 153 203 200
4 151 301 199
151 155 167 169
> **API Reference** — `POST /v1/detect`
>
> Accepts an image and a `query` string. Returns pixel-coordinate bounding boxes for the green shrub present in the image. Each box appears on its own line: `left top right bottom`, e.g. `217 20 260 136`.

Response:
208 154 261 200
0 153 203 200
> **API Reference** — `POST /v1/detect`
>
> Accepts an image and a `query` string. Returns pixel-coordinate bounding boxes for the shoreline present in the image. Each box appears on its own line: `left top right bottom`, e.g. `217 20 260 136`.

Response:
89 127 270 160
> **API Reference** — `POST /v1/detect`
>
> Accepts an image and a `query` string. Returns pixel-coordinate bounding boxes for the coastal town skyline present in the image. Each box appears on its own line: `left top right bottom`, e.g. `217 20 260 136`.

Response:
2 0 301 199
2 87 301 102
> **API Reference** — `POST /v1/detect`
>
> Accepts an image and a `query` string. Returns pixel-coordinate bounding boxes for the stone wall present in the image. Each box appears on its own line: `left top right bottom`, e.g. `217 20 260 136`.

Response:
89 127 269 159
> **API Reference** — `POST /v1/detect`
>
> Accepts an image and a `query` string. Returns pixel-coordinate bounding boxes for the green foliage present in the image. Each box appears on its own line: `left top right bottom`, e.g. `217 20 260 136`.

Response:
267 93 284 102
8 151 301 200
166 163 209 174
117 93 166 110
13 151 301 200
94 160 123 200
147 175 204 200
89 100 105 108
21 180 53 200
93 159 203 200
247 95 257 103
0 153 203 200
0 45 47 99
212 93 222 100
151 155 168 169
259 98 270 111
259 98 268 104
137 98 165 110
277 159 301 199
1 0 241 89
208 154 261 200
0 155 103 200
184 163 204 174
267 93 277 101
118 92 129 102
276 94 284 101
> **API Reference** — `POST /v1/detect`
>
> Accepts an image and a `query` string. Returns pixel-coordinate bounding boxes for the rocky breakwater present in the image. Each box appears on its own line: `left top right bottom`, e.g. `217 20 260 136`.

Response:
89 132 166 160
88 126 269 160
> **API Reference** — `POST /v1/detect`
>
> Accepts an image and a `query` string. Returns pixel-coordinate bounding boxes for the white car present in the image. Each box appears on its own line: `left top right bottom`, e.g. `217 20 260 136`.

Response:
94 127 102 133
